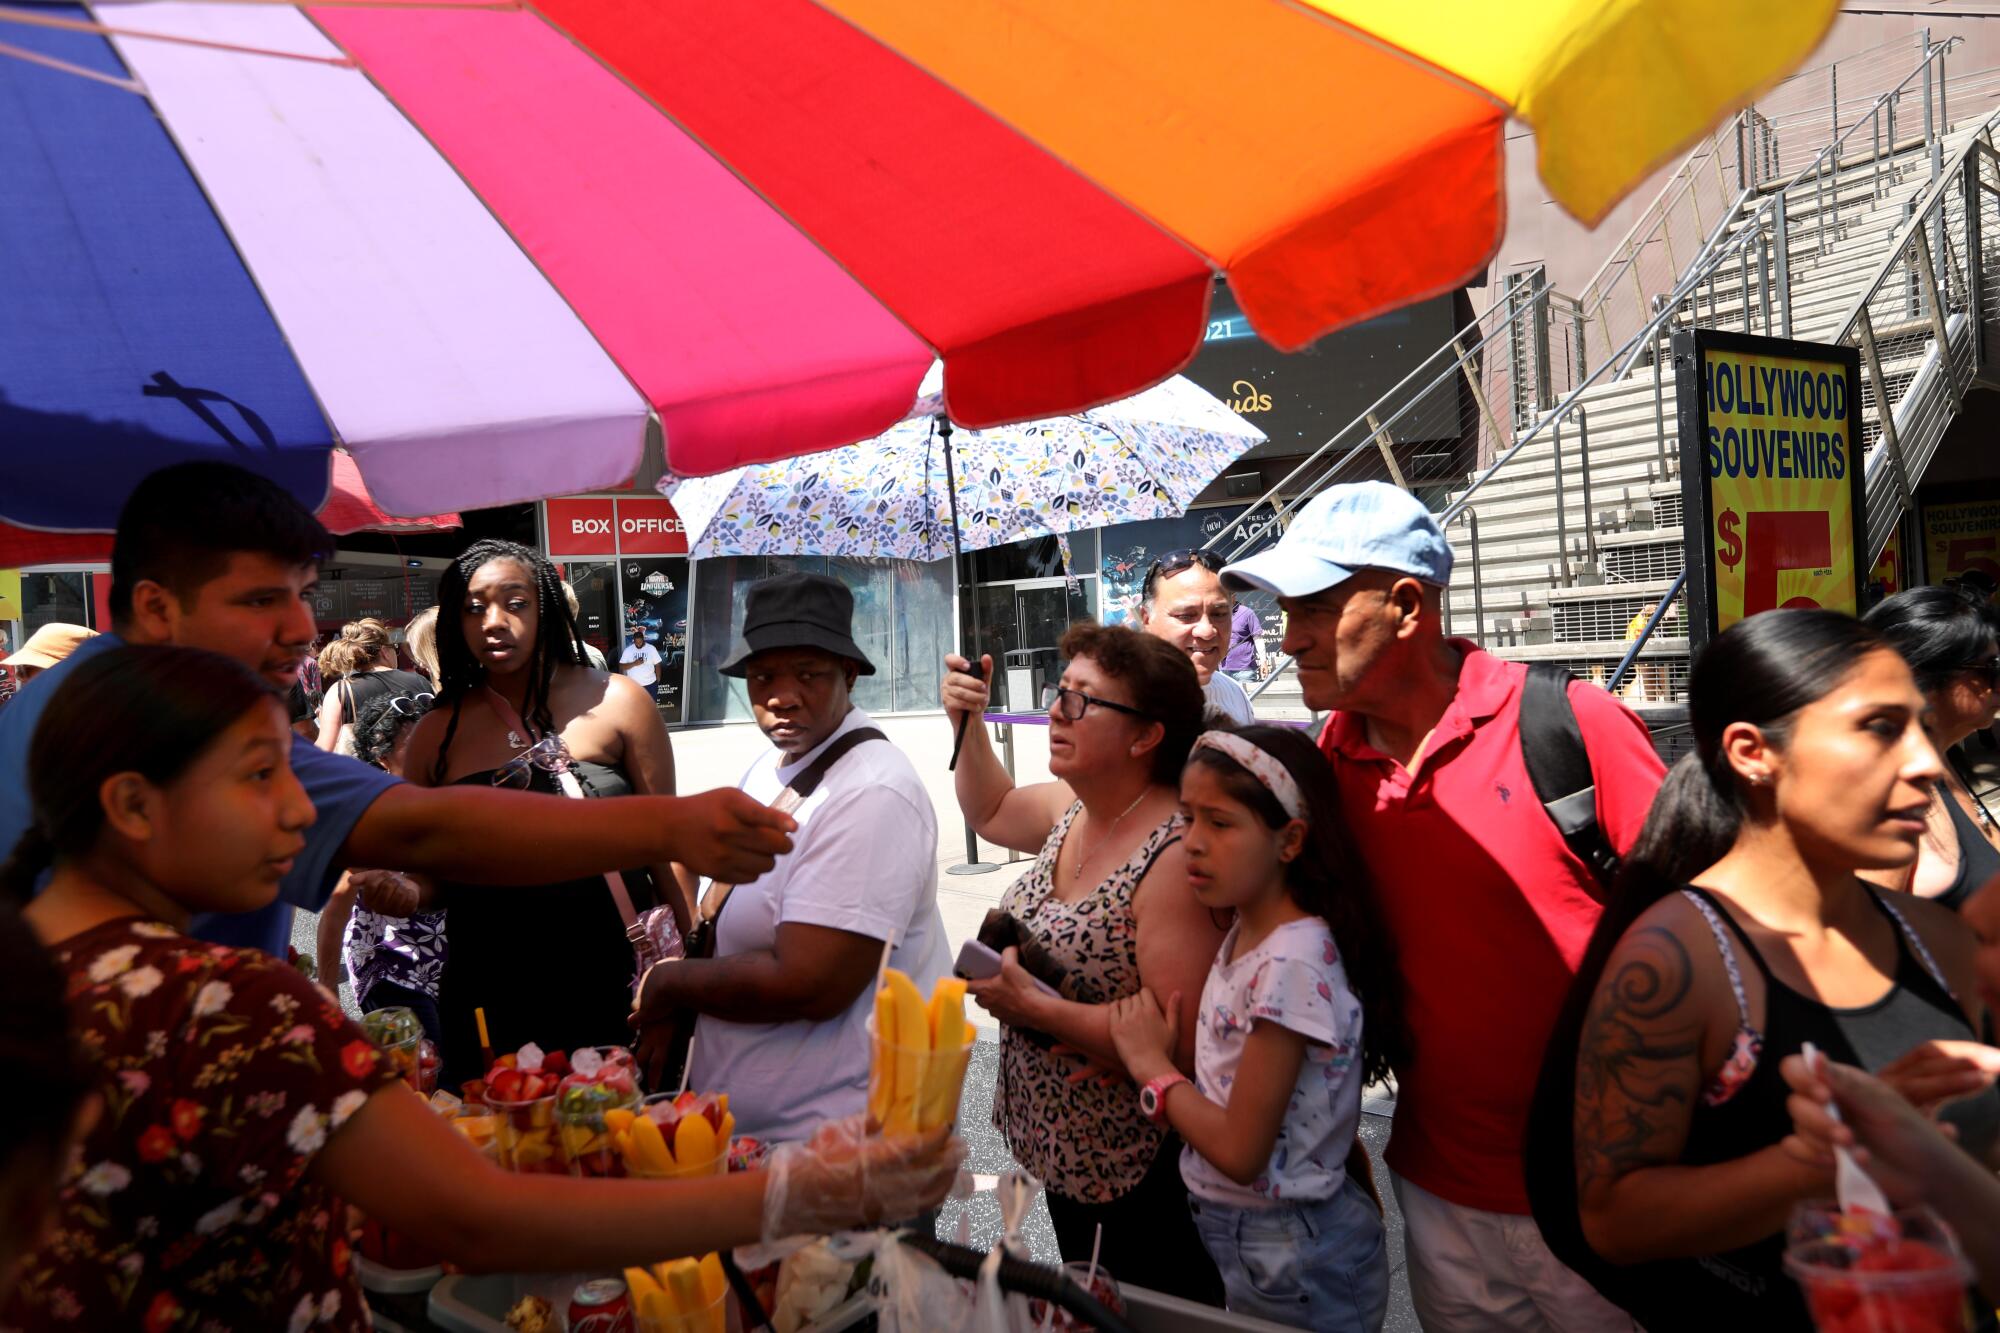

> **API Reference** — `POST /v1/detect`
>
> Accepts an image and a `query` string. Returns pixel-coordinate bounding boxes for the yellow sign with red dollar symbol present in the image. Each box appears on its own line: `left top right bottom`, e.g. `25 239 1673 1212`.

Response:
1923 499 2000 587
1678 332 1862 642
1868 529 1902 599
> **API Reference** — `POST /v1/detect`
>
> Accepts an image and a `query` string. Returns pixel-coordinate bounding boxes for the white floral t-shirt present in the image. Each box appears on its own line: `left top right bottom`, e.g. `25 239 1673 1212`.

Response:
1179 916 1364 1208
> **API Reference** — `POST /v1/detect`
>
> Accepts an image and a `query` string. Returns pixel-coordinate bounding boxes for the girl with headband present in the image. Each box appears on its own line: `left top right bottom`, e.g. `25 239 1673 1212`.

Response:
1109 723 1403 1330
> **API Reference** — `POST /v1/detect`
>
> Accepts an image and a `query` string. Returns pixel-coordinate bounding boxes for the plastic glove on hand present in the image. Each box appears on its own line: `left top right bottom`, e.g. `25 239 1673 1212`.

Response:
761 1115 965 1246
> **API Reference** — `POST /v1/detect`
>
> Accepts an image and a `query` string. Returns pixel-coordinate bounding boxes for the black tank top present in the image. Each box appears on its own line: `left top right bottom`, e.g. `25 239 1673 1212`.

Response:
1609 885 1999 1332
335 668 432 719
1936 787 2000 912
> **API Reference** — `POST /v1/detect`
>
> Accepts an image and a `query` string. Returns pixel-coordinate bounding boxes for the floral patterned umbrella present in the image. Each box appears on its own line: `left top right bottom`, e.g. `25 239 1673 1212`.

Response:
664 366 1265 563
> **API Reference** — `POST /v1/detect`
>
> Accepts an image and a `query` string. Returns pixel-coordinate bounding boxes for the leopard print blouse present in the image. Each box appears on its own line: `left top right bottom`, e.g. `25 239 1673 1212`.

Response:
993 802 1181 1203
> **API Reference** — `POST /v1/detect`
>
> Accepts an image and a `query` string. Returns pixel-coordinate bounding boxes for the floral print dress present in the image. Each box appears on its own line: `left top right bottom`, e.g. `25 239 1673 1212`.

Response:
994 804 1181 1204
2 917 399 1333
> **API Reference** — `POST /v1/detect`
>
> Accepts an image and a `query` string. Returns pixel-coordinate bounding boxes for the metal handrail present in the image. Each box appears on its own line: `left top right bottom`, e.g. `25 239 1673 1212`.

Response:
1604 570 1689 695
1203 35 1962 577
1832 133 1992 344
1446 36 1962 525
1573 33 1961 353
1604 51 1994 688
1199 269 1562 563
1211 36 1964 701
1572 116 1743 315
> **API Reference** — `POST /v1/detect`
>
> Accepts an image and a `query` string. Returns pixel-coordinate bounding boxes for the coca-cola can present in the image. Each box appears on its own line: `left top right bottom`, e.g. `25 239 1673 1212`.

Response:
569 1278 634 1333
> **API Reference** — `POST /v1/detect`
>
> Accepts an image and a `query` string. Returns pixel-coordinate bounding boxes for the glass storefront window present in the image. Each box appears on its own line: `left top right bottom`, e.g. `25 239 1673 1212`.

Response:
564 561 618 664
889 559 956 712
685 554 957 722
828 557 895 716
22 571 90 633
688 555 764 723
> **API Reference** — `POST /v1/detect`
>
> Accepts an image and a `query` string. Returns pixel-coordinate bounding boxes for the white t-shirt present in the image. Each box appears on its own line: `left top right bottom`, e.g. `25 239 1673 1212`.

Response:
1180 916 1364 1208
689 708 949 1143
619 641 661 686
1203 669 1254 725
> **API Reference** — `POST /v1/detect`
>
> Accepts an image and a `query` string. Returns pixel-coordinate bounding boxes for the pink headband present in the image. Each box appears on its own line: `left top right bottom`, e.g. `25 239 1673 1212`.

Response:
1191 732 1304 821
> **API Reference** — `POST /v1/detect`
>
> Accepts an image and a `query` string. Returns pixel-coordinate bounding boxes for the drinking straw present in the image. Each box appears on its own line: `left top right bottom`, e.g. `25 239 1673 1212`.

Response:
676 1033 695 1098
876 930 898 987
1039 1223 1102 1333
475 1006 493 1073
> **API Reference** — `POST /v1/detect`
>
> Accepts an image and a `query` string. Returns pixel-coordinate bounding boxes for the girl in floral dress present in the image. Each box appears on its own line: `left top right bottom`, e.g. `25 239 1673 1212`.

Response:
1110 725 1403 1331
0 645 959 1332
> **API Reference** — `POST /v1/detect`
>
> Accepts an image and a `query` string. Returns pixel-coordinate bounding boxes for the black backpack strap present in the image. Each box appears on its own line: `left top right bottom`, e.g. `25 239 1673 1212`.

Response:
1520 663 1618 894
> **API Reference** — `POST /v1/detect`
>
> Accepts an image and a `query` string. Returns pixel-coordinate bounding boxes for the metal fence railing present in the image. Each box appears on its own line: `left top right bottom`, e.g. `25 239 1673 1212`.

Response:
1208 34 1967 584
1833 133 1997 558
1610 94 2000 690
1222 34 1986 706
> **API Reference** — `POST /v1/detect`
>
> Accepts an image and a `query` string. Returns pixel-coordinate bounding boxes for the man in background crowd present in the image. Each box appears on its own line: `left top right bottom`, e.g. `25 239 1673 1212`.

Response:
1222 481 1664 1332
2 624 95 693
1139 547 1253 723
620 623 663 701
1222 598 1263 683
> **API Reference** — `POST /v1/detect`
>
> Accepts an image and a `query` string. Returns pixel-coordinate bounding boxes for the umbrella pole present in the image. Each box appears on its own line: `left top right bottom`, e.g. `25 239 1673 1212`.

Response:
942 416 997 874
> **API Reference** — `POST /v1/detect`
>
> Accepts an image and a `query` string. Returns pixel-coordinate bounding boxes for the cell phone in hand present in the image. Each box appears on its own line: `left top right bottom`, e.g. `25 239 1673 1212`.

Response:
955 939 1061 998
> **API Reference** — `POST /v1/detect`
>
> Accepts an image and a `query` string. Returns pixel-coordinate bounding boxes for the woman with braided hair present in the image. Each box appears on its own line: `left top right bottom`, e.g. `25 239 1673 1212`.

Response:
401 539 681 1088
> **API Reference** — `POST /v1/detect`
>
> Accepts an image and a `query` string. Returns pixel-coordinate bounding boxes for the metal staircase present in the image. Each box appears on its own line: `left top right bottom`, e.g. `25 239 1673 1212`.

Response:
1212 31 2000 756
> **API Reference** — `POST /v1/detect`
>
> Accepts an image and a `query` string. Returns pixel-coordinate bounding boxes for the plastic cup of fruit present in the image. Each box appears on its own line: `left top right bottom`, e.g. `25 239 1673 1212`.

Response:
634 1285 728 1333
626 1093 728 1179
486 1089 564 1175
558 1087 641 1178
361 1006 434 1093
866 1014 977 1134
447 1106 502 1164
1785 1203 1971 1333
1026 1262 1123 1333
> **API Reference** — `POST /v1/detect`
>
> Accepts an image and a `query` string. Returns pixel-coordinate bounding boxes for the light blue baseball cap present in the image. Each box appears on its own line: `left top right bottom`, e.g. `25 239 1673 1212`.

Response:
1220 481 1452 598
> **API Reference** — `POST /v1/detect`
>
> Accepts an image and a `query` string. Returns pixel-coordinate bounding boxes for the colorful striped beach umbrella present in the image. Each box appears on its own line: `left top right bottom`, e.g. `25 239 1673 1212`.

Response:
0 0 1837 531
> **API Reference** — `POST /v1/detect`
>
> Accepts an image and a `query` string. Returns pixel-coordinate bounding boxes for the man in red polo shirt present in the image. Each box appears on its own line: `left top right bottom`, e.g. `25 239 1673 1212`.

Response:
1223 482 1663 1332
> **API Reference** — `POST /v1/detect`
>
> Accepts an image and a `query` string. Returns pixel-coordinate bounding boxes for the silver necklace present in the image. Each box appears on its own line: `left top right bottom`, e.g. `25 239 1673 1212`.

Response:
1070 790 1151 882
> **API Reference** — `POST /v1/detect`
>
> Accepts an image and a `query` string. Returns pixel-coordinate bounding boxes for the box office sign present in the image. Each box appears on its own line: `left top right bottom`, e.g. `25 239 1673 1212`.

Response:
545 496 688 557
1673 329 1865 649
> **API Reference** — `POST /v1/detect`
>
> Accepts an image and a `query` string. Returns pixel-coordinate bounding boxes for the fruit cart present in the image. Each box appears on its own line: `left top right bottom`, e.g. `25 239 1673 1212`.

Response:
420 1248 1307 1333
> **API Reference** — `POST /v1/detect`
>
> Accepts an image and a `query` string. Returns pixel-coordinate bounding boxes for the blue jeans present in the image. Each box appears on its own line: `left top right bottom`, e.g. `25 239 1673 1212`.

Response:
1189 1175 1388 1332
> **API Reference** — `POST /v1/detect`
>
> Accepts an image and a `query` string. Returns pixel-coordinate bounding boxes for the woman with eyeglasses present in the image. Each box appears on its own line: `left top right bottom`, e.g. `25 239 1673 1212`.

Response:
942 622 1228 1305
312 693 449 1043
401 539 680 1090
1863 584 2000 910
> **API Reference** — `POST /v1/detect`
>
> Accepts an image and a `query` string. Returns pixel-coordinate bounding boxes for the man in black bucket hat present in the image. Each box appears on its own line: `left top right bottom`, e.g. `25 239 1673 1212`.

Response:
634 572 950 1141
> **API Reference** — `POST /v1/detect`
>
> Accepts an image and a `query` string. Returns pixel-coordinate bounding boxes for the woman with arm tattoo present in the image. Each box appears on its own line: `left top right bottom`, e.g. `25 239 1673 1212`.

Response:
1526 610 2000 1331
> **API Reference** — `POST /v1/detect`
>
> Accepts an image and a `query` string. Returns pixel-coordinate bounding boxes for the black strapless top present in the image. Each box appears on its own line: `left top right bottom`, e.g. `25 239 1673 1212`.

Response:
433 759 658 1089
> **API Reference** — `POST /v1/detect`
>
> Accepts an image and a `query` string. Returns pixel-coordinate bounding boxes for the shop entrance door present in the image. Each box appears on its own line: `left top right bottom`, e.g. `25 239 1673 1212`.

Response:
1016 585 1068 656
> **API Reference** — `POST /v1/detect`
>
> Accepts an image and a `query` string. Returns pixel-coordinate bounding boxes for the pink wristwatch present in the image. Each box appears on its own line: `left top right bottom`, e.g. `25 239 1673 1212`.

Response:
1139 1072 1189 1124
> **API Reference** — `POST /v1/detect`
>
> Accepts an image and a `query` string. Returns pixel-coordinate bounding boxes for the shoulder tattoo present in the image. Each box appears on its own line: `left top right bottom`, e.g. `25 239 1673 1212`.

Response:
1573 925 1704 1196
